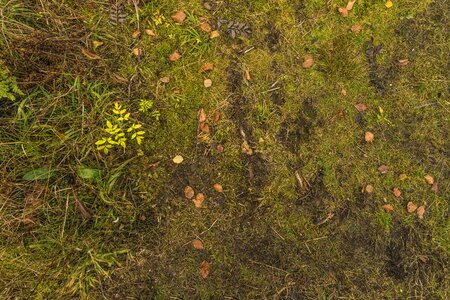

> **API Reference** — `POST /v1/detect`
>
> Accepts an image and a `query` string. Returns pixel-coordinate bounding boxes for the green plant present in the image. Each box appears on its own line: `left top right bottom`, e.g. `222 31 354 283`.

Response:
95 102 145 154
138 99 160 120
0 60 23 101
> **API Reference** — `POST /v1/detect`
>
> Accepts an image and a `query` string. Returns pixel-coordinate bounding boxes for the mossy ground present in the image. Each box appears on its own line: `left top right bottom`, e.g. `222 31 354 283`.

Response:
0 0 448 299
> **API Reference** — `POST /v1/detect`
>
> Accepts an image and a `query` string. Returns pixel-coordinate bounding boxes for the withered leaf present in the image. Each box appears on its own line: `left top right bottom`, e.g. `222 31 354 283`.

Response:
92 40 104 49
416 206 425 219
203 78 212 88
382 204 394 212
198 108 207 123
81 48 101 60
351 24 362 33
199 260 211 278
169 51 181 61
193 193 205 208
160 76 170 83
216 144 224 153
424 175 434 185
346 0 356 10
241 140 253 155
200 122 210 134
184 186 195 199
200 63 214 73
407 201 417 213
378 165 389 174
192 239 204 250
173 155 184 164
244 69 251 81
365 131 374 143
365 184 374 194
146 161 160 172
145 29 156 36
355 103 368 112
431 182 438 193
210 30 220 39
212 110 221 123
398 59 410 66
213 183 223 193
393 187 401 198
399 173 408 181
171 10 186 23
200 21 212 32
132 47 142 56
338 7 348 17
303 55 314 69
341 87 347 96
75 197 94 219
132 29 141 38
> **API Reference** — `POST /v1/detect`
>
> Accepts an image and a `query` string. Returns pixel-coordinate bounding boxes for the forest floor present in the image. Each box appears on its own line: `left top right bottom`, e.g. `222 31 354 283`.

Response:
0 0 449 299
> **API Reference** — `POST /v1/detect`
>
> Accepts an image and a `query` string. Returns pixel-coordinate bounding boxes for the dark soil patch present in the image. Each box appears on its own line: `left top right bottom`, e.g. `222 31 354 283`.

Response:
266 24 281 53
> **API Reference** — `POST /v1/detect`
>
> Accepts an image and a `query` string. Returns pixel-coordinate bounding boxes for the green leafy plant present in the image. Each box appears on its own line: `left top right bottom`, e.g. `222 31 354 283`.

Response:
138 99 160 119
95 102 145 154
0 60 23 101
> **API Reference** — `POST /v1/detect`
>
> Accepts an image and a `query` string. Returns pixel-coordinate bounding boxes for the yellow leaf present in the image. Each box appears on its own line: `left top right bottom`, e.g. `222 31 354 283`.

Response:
173 155 184 164
385 1 393 8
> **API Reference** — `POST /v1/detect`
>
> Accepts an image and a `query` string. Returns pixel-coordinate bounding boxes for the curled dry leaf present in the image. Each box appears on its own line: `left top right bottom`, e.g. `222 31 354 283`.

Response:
210 30 220 39
192 239 204 250
351 24 362 33
198 108 207 123
184 186 195 199
213 183 223 193
399 173 408 181
407 201 417 213
355 103 368 112
431 182 438 193
200 21 212 32
204 78 212 88
365 131 375 143
365 184 374 193
378 165 389 174
145 29 156 36
200 122 210 134
338 7 348 17
132 48 142 56
244 69 251 81
132 29 141 38
416 206 425 219
346 0 356 10
193 193 205 208
212 110 221 123
169 51 181 61
241 140 253 155
173 155 184 164
341 87 347 96
171 10 186 23
393 187 401 198
385 0 393 8
160 76 170 83
398 59 410 66
200 63 214 73
424 175 434 185
216 144 224 153
199 260 211 278
92 40 104 49
303 55 314 69
382 204 394 213
81 48 101 60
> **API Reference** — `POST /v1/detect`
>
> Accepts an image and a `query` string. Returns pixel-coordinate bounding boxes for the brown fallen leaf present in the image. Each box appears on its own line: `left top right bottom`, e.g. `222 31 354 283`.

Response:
199 260 211 278
355 103 368 112
145 29 156 36
81 48 101 60
398 59 410 66
159 76 170 83
351 24 362 33
244 69 251 81
303 55 314 69
184 186 195 199
200 122 210 134
241 140 253 155
378 165 389 174
216 144 224 153
365 184 374 193
416 206 425 219
431 182 438 193
341 87 347 96
132 29 141 38
365 131 375 143
213 183 223 193
417 255 429 263
210 30 220 39
407 201 417 213
203 78 212 88
200 63 214 73
171 10 186 23
212 110 221 123
169 51 181 61
346 0 356 10
382 204 394 212
393 187 401 198
192 239 204 250
193 193 205 208
92 40 104 49
198 108 207 123
200 21 212 33
399 173 408 181
338 7 348 17
424 175 434 185
132 48 142 56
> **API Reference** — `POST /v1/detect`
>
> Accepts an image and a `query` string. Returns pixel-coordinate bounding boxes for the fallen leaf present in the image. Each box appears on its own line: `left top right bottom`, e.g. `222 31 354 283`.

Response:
193 193 205 208
145 29 156 36
382 204 394 212
244 69 251 81
184 186 195 199
200 21 212 32
424 175 434 185
431 182 438 193
213 183 223 193
192 239 204 250
216 144 224 153
303 55 314 69
199 260 211 278
399 173 408 181
171 10 186 23
365 184 374 193
92 40 103 49
365 131 375 143
417 255 429 263
132 47 142 56
160 76 170 83
355 103 368 112
200 122 210 134
398 59 410 66
198 108 207 123
200 63 214 73
241 140 253 155
173 155 184 164
416 206 425 219
146 161 161 172
341 87 347 96
212 110 221 123
75 196 94 219
346 0 356 10
351 24 362 33
132 29 141 38
393 187 401 198
169 51 181 61
407 201 417 213
203 2 213 10
338 7 348 17
385 1 393 8
81 48 101 60
210 30 220 39
378 165 389 174
204 78 212 88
